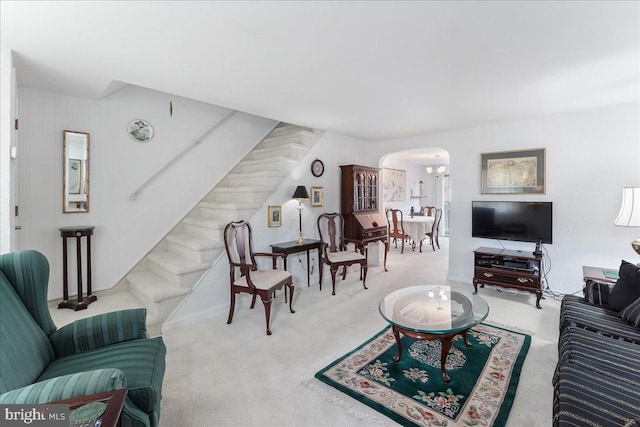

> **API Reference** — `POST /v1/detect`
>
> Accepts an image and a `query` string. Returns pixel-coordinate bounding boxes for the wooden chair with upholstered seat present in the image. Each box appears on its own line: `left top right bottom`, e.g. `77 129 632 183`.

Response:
223 220 295 335
422 208 443 252
386 208 410 254
317 212 368 295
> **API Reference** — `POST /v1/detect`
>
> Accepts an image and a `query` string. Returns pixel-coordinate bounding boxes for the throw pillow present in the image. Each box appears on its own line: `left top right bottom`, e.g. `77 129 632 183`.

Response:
620 296 640 327
609 260 640 312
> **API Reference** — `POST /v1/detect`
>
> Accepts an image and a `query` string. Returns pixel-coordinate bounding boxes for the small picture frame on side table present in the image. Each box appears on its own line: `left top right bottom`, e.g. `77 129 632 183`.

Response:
268 205 282 227
311 186 324 207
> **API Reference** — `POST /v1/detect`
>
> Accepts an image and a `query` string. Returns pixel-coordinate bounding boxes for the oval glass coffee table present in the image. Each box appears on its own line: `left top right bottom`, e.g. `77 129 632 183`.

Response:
379 285 489 382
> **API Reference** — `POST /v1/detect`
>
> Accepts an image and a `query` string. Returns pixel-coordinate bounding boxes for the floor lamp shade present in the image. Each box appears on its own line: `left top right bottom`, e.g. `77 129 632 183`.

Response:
292 186 310 244
615 187 640 256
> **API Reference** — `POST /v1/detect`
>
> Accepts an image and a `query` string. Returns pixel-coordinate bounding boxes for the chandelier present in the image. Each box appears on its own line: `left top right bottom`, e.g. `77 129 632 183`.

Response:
426 155 446 175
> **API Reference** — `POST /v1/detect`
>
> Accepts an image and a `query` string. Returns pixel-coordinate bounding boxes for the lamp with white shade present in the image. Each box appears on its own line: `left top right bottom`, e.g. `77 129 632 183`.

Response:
614 187 640 256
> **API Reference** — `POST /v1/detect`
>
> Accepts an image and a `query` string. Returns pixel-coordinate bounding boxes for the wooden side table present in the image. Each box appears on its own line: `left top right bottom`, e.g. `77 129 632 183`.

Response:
582 265 618 284
582 265 618 306
59 226 97 311
270 239 322 286
50 388 127 427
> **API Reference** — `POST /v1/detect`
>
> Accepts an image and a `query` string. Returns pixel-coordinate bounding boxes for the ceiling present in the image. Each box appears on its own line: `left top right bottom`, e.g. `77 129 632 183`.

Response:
1 1 638 143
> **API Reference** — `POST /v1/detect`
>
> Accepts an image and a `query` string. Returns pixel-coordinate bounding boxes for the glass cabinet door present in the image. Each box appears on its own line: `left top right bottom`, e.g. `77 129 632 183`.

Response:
356 172 365 211
368 173 377 210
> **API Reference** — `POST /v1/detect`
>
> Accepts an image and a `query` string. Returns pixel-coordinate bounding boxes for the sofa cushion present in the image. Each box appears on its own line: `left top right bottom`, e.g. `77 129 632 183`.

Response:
49 308 148 357
560 294 640 344
621 296 640 327
609 260 640 312
0 272 54 394
38 337 165 414
557 326 640 388
553 363 640 427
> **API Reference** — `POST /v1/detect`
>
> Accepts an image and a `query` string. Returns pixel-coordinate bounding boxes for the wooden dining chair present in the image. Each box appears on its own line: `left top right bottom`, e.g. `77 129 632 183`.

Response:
422 208 443 251
317 213 368 295
386 208 410 254
223 220 295 335
421 206 437 216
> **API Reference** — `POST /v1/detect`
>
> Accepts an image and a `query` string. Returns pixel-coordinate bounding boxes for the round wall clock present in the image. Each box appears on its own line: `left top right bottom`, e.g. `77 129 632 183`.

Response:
311 159 325 177
127 119 154 143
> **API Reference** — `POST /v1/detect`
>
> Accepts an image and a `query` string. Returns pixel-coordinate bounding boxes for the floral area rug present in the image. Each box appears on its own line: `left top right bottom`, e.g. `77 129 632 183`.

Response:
314 323 531 427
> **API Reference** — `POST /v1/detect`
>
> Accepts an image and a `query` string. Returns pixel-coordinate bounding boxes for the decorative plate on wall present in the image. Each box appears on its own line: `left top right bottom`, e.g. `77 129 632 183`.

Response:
311 159 325 177
127 119 154 143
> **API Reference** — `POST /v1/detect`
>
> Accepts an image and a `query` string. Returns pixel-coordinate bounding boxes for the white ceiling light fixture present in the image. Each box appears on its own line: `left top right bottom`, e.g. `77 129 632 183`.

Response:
426 155 446 175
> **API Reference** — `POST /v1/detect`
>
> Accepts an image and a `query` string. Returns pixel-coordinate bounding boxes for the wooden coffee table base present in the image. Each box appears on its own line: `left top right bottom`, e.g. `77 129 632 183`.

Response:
391 325 472 383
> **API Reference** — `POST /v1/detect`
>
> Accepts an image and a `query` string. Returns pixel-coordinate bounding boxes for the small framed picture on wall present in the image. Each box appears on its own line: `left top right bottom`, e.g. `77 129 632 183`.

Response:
311 187 324 207
268 205 282 227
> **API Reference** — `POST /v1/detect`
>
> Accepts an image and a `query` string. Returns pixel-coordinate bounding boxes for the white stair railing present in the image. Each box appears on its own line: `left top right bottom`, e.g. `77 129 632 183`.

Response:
128 110 235 201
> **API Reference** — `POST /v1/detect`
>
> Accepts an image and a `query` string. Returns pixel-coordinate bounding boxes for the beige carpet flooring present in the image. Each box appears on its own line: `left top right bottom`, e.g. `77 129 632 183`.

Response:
51 237 561 426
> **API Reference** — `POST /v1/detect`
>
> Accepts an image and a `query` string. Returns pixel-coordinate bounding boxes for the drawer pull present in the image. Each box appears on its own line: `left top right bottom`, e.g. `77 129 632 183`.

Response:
483 272 493 278
517 277 531 283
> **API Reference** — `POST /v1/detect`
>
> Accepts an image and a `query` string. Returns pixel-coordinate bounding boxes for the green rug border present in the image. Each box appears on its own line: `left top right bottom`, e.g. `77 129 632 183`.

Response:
314 323 532 427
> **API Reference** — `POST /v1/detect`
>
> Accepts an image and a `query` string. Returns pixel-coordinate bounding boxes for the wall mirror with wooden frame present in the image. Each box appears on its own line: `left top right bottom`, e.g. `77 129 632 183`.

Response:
63 130 90 213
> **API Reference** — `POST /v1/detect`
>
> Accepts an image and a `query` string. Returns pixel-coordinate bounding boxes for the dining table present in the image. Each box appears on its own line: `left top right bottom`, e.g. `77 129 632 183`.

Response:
403 215 435 251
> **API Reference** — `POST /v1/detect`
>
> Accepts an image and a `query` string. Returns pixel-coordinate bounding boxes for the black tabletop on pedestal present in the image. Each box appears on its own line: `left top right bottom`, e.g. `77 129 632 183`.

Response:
59 226 95 236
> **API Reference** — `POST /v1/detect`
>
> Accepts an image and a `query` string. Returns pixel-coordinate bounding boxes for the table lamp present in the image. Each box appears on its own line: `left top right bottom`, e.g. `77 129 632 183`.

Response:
614 187 640 257
292 185 310 244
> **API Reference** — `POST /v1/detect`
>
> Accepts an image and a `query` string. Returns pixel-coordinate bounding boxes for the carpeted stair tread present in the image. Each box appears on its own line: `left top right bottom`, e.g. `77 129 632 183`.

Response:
252 142 309 153
239 156 297 167
127 271 190 303
198 201 261 210
165 233 223 250
222 169 287 182
259 135 314 145
198 201 262 213
225 170 288 179
212 186 273 193
182 217 231 230
147 251 210 275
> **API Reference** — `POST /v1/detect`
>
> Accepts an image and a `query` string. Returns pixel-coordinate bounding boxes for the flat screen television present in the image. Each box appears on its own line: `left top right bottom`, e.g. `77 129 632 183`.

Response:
472 201 553 244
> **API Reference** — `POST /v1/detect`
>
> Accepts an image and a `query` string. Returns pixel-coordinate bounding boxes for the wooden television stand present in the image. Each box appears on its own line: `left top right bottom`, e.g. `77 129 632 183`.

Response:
473 246 543 309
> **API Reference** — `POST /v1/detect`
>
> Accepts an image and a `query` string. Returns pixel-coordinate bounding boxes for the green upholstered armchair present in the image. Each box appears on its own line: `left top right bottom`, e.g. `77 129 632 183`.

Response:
0 250 166 427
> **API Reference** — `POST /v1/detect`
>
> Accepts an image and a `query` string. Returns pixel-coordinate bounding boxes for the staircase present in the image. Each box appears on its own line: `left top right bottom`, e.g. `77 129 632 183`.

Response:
119 123 324 334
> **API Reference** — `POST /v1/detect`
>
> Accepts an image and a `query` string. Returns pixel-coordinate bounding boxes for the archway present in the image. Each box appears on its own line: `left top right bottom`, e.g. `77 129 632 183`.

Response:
380 147 450 245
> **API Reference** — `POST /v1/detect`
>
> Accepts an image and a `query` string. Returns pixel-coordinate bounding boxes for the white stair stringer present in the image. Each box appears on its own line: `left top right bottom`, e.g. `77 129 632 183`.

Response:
119 123 324 332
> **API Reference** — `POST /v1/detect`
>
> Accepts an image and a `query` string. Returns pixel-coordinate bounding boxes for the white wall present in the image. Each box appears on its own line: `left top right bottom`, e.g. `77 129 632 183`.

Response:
0 48 16 253
369 102 640 295
18 85 276 300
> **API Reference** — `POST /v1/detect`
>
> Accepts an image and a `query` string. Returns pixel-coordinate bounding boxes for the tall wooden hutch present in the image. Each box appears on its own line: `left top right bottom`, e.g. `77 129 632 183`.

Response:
340 165 388 271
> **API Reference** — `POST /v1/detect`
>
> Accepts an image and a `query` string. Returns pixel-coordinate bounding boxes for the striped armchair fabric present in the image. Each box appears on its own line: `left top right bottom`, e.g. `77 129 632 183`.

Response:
555 294 640 426
0 250 166 427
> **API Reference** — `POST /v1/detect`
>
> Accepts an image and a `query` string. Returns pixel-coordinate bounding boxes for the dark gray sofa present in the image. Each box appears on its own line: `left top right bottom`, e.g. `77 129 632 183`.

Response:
554 292 640 426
